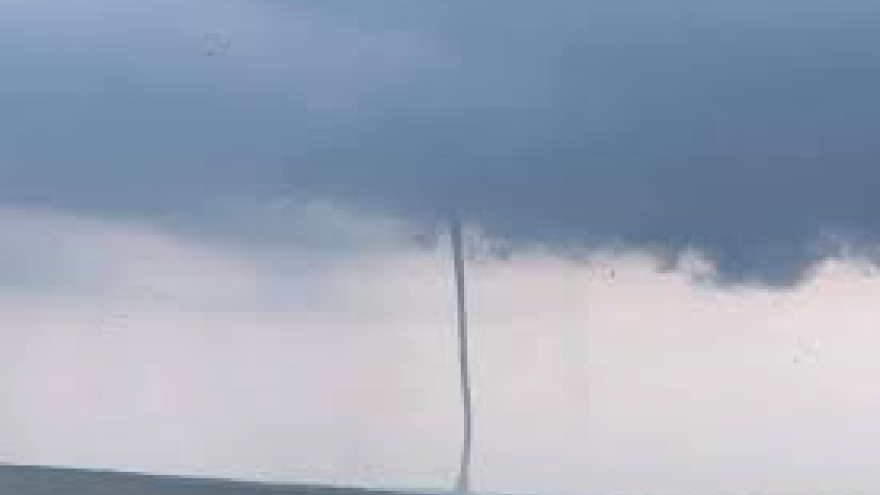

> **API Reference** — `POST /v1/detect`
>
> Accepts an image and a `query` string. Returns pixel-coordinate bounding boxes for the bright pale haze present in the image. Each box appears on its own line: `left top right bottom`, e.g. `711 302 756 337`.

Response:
2 1 880 494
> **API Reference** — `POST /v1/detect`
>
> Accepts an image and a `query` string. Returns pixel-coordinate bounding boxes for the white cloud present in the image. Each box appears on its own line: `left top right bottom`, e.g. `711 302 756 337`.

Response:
2 206 880 494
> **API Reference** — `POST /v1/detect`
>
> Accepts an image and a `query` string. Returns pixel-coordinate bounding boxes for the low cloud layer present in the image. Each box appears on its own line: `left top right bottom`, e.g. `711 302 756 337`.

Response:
3 0 880 282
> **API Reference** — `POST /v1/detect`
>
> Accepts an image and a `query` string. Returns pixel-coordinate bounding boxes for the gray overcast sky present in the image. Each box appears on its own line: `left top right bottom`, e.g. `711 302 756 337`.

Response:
2 0 880 282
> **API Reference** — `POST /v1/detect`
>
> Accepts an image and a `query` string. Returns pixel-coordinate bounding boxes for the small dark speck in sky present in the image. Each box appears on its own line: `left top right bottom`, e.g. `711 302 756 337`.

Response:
100 313 131 334
204 32 231 57
793 340 821 365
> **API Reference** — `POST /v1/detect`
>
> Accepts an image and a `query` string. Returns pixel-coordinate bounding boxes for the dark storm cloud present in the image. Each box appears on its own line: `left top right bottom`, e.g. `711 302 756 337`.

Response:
2 0 880 283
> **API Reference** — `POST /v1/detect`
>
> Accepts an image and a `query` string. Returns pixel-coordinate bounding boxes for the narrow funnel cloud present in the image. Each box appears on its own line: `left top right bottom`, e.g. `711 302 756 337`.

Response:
450 215 473 493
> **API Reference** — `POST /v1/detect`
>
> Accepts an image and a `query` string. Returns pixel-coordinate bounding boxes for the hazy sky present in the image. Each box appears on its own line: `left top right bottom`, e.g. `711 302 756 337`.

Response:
4 208 880 495
3 1 880 494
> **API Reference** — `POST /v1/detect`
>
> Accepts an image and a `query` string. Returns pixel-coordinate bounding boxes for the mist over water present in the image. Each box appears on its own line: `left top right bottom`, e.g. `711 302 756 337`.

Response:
3 208 880 495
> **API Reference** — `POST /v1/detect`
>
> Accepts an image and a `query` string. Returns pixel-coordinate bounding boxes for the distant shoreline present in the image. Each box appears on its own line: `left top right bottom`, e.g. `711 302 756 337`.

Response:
0 464 408 495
